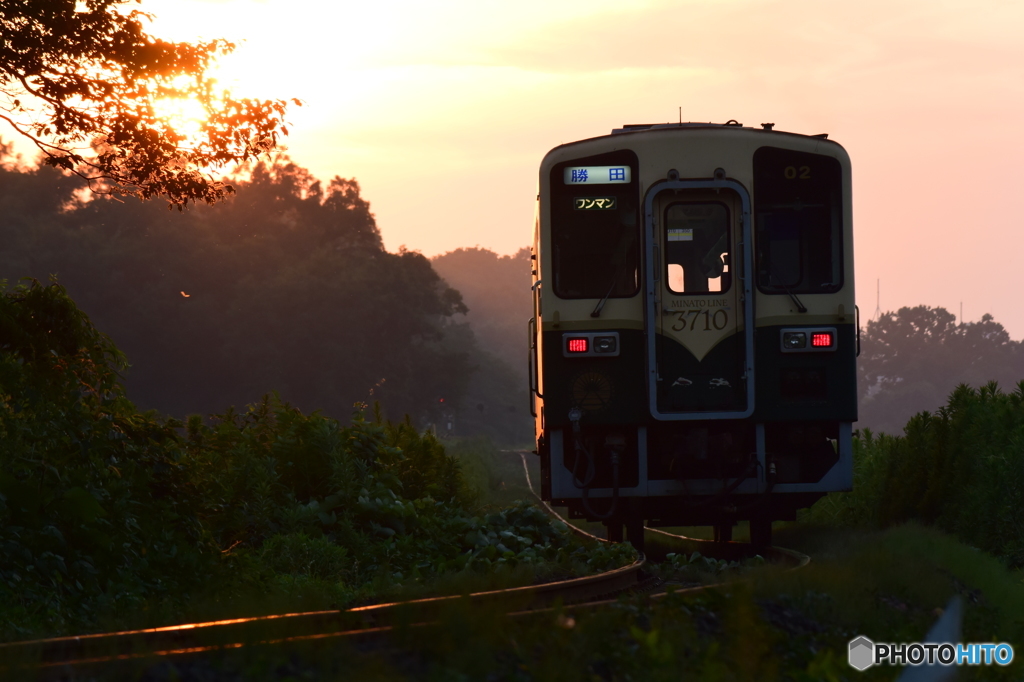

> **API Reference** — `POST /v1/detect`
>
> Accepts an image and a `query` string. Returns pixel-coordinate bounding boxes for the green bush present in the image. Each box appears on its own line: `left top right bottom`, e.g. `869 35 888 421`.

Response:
258 533 351 581
809 381 1024 567
0 279 214 637
654 551 766 583
0 280 631 639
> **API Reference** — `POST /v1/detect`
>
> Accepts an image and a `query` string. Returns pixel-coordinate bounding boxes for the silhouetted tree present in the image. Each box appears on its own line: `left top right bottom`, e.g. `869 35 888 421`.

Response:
0 0 297 205
859 305 1024 434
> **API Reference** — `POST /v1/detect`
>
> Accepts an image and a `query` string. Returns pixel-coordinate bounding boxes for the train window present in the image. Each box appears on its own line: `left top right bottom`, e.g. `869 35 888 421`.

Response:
550 150 641 299
664 202 731 294
753 147 843 295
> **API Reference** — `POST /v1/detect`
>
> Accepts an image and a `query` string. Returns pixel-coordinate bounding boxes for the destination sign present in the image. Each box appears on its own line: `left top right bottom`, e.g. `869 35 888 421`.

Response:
563 166 631 185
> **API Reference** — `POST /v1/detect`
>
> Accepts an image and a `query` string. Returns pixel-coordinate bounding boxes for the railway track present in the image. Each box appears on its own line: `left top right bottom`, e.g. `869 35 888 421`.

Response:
0 557 646 676
2 452 808 679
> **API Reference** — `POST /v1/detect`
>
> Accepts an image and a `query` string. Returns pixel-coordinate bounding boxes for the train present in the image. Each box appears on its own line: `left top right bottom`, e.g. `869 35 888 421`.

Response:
528 120 857 550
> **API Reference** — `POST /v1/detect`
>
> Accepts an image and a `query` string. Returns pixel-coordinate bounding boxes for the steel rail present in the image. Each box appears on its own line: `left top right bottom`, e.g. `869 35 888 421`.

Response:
1 506 646 675
3 450 810 677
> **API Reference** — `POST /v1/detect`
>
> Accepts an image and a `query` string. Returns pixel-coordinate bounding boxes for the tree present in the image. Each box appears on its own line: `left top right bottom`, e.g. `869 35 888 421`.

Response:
858 305 1024 434
0 151 475 422
0 0 298 206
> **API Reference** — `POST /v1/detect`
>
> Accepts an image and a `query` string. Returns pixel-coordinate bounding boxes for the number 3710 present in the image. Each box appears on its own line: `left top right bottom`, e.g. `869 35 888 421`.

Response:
672 309 728 331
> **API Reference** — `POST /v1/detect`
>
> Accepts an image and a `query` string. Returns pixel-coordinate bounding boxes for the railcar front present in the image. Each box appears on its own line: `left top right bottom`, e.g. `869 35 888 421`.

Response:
528 122 856 549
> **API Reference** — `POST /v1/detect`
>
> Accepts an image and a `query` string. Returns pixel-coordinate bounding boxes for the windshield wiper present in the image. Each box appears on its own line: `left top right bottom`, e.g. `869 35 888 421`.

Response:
767 266 807 313
592 226 638 318
591 276 617 318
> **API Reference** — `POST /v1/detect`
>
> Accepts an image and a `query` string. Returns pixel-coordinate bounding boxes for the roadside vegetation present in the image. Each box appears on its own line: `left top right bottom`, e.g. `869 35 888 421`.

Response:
809 381 1024 569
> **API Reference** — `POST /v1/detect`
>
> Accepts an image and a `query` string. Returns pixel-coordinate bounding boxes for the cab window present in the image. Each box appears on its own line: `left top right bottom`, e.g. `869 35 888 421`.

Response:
664 202 731 294
550 150 640 299
753 147 843 294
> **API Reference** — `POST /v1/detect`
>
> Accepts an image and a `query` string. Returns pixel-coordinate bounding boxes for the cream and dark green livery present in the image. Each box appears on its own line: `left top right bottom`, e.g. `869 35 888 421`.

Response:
528 122 857 549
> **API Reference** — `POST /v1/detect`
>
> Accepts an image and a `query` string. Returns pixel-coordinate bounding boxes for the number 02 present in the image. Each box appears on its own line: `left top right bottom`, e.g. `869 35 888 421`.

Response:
784 165 811 180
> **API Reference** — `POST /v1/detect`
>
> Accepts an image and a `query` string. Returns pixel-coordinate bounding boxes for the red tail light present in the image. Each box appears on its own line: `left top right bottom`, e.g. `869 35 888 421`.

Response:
811 332 833 348
567 338 589 353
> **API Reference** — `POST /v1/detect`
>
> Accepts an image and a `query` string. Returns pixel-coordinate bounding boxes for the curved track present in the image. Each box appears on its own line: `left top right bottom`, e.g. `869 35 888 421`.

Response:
2 451 808 677
1 555 646 675
517 451 809 569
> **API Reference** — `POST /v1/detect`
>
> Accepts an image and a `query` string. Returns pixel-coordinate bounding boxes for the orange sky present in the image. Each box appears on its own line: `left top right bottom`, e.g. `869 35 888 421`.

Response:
34 1 1024 336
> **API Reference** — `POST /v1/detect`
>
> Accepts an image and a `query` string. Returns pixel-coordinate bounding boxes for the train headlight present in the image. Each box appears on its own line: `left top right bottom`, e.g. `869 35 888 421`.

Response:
782 332 807 349
593 336 618 353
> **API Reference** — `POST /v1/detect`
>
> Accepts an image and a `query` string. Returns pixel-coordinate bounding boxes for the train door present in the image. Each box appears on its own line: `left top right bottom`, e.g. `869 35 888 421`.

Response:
644 181 755 419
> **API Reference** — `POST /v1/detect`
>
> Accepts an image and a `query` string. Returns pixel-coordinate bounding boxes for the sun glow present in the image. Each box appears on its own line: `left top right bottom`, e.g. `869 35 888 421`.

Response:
152 96 209 140
95 0 1024 340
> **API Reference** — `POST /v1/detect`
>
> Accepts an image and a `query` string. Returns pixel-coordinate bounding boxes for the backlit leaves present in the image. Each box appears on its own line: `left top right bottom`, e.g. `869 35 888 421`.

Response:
0 0 299 206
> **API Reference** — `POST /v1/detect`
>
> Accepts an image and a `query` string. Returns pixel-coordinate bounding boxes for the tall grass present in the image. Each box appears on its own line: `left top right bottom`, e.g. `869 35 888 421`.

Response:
809 381 1024 567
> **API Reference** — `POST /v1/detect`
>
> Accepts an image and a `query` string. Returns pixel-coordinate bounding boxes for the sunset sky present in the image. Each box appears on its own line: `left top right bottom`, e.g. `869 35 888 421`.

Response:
54 1 1024 336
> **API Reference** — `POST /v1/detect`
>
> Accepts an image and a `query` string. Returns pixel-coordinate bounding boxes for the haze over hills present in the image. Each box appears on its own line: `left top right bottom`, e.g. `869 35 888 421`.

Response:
431 248 531 382
0 153 522 440
431 248 533 443
857 307 1024 435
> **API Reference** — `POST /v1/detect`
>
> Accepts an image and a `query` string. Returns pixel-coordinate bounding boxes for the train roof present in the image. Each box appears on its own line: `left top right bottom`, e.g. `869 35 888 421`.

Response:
542 121 845 164
610 121 830 138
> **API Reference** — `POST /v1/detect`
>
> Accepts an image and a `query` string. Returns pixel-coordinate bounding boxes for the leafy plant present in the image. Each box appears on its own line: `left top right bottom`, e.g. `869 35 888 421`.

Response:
654 551 766 583
0 278 213 636
809 381 1024 567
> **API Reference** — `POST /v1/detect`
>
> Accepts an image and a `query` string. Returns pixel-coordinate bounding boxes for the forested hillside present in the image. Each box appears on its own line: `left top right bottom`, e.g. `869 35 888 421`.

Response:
0 147 518 434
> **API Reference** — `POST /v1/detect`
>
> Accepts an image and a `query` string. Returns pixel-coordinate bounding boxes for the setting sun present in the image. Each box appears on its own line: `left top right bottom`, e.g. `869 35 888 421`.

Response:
138 0 1024 339
152 95 208 139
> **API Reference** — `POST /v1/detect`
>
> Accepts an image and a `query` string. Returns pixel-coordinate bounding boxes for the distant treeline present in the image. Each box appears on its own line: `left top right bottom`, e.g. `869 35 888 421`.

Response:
858 306 1024 434
0 147 531 442
430 248 532 438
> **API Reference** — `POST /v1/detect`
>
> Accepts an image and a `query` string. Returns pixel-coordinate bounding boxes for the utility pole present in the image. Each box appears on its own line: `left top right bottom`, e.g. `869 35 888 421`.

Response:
874 279 881 320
